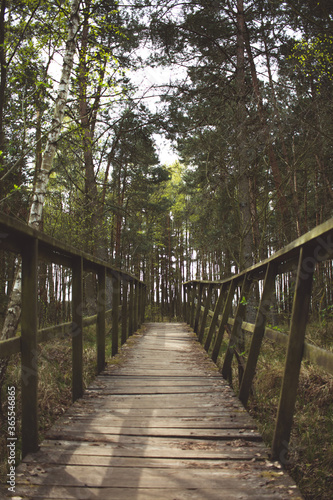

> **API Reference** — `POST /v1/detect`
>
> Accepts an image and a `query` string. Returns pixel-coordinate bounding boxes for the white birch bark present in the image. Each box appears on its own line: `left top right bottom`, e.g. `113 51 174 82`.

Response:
1 0 80 341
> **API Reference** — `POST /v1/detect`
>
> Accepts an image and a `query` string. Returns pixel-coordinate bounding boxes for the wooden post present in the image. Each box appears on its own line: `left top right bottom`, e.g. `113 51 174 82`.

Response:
211 280 236 363
72 256 83 402
129 279 134 337
21 237 39 457
272 247 314 461
194 282 204 334
141 284 146 324
121 279 128 344
189 283 197 328
204 283 226 351
134 280 138 332
221 274 252 380
112 272 120 356
97 266 106 373
198 284 213 343
182 284 187 321
239 263 277 406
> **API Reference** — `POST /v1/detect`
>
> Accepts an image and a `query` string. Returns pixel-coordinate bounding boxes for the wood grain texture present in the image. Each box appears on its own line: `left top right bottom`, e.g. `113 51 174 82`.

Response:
6 323 303 499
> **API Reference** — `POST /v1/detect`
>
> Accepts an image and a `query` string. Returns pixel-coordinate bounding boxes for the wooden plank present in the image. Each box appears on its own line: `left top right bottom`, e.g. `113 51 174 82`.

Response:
211 280 236 362
21 237 39 457
204 283 226 351
97 266 106 373
121 279 128 344
72 256 83 402
198 283 213 343
194 282 204 333
112 272 120 356
272 247 314 461
7 323 302 500
221 274 252 381
0 335 21 358
239 262 277 406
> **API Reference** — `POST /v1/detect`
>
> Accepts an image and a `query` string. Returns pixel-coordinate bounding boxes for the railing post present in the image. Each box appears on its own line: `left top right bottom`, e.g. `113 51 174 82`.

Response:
121 279 128 345
129 279 134 336
211 280 236 362
21 237 39 457
239 262 277 406
204 283 226 351
182 284 187 321
134 280 138 331
194 282 204 334
189 283 197 328
198 284 213 343
72 256 83 402
112 271 120 356
272 247 314 461
221 274 252 380
97 266 106 373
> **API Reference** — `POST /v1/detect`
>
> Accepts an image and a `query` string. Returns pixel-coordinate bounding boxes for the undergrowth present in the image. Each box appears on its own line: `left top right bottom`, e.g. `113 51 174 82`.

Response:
0 320 116 486
214 321 333 500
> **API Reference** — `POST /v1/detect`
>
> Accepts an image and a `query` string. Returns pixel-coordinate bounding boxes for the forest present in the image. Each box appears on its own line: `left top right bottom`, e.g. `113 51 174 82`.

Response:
0 0 332 498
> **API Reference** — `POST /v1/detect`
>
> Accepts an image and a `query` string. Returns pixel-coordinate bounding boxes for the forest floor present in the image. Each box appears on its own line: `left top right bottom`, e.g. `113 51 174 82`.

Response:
0 318 332 499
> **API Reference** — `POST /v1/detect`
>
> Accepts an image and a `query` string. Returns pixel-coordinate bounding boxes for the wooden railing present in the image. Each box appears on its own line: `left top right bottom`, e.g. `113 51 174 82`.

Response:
183 218 333 462
0 213 146 457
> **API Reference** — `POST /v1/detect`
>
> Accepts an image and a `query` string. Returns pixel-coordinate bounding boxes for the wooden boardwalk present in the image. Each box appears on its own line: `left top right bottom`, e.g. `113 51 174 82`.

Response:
9 323 302 499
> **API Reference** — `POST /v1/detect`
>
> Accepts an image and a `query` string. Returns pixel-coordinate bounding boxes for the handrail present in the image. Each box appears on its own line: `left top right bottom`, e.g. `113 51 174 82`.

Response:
0 212 146 457
182 217 333 462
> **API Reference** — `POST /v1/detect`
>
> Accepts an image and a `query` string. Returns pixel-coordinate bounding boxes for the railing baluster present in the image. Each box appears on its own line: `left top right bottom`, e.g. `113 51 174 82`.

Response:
239 262 277 406
204 283 226 351
72 256 83 402
198 284 213 343
129 279 134 336
112 272 120 356
121 279 128 344
221 274 252 381
211 280 236 363
194 282 204 334
134 280 139 331
21 237 38 457
97 266 106 373
272 247 314 460
189 283 197 329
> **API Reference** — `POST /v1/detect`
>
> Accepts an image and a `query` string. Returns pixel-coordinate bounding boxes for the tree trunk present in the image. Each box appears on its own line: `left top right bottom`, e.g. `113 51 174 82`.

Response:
0 0 80 343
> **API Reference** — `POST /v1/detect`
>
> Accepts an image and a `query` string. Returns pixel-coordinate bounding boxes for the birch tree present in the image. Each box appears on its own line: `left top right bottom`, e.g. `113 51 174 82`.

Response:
0 0 80 343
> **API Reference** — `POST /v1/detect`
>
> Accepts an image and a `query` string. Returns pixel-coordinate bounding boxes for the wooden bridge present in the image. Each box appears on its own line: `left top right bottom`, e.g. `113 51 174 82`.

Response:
1 213 333 499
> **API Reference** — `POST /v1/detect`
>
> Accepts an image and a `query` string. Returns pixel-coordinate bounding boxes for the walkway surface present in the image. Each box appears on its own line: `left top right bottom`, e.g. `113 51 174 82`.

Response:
9 323 302 499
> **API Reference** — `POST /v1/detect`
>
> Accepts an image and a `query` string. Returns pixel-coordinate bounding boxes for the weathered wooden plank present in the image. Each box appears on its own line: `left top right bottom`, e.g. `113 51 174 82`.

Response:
6 323 303 500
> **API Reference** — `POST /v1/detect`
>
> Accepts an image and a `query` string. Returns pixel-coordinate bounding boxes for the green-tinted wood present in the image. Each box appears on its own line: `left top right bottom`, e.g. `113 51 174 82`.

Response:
198 284 213 344
97 267 106 373
204 283 226 351
221 275 252 380
194 283 204 334
121 280 128 344
128 280 134 337
211 281 236 363
112 273 120 356
72 256 83 402
239 263 277 406
21 237 39 457
189 284 197 328
0 336 21 358
272 247 314 461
